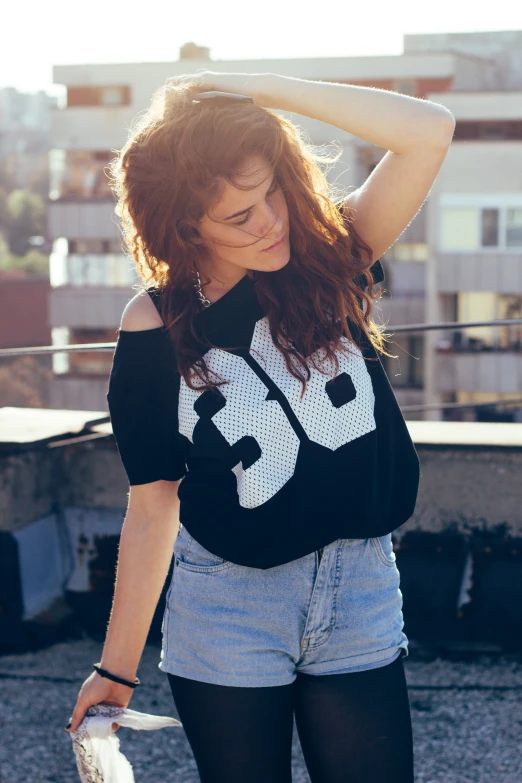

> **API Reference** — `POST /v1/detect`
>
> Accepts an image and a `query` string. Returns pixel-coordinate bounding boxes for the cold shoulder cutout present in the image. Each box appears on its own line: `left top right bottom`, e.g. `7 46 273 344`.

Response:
106 317 188 486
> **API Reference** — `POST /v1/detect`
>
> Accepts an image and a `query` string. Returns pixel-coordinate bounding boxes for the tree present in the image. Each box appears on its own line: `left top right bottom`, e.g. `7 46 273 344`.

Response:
5 189 45 255
0 187 8 231
0 159 17 194
0 249 49 277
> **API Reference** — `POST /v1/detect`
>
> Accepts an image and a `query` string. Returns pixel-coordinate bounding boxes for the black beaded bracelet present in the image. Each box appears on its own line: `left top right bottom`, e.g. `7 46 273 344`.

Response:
93 663 140 689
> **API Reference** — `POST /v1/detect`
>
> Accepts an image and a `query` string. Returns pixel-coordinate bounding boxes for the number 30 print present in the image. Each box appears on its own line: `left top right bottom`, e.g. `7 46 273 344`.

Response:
178 316 376 508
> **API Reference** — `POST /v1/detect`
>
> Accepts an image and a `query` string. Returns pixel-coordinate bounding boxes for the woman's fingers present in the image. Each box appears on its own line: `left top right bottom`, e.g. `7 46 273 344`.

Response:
165 71 261 104
166 72 210 93
66 706 122 733
64 672 132 733
65 697 88 733
65 713 121 733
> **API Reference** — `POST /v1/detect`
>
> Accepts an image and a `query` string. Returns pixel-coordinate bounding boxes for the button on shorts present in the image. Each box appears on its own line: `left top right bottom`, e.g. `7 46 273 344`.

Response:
158 525 409 687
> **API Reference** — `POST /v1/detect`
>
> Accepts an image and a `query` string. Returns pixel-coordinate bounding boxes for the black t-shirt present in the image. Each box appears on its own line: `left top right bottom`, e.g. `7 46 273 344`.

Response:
107 263 420 569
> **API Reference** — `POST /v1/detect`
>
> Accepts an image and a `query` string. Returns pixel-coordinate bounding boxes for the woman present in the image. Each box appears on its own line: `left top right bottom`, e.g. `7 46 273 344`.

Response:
66 71 455 782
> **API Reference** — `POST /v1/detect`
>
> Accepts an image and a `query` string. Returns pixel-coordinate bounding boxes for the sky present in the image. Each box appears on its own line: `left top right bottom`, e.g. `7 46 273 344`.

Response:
2 0 521 96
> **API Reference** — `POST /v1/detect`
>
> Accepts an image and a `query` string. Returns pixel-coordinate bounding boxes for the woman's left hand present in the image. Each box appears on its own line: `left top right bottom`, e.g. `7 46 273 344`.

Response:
166 71 275 105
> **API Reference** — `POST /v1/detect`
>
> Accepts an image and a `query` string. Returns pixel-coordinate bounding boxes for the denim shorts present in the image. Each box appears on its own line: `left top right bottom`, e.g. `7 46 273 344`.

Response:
158 525 409 687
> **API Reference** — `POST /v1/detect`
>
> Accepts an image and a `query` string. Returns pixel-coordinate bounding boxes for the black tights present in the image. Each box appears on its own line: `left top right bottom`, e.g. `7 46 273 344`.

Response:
167 653 414 782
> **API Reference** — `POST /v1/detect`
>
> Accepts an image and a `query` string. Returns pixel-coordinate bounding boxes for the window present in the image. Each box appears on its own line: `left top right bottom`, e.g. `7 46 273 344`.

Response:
455 293 522 351
482 125 503 140
409 335 424 388
440 208 478 250
382 335 424 389
506 209 522 247
51 327 70 374
49 148 66 200
67 86 131 108
440 204 522 251
68 254 136 287
393 79 417 96
392 243 428 262
66 239 121 254
453 392 522 423
481 208 499 246
49 150 113 200
452 120 521 141
50 244 136 288
101 87 125 106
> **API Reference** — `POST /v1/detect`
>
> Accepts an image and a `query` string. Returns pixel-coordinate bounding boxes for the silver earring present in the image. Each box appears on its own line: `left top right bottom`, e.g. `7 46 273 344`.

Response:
193 267 212 309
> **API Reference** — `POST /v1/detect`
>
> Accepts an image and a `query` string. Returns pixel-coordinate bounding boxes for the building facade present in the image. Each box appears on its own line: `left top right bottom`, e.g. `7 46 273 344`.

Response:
0 87 57 197
49 31 522 419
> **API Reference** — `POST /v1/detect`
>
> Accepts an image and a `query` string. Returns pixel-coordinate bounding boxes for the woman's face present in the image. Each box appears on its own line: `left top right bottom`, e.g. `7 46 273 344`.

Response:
197 155 290 281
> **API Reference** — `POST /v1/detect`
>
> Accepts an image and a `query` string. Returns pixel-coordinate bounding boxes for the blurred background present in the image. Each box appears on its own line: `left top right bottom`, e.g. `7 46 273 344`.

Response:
1 5 522 781
2 10 522 418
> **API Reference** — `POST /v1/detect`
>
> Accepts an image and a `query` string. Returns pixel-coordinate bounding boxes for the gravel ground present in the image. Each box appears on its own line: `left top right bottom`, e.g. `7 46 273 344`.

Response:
0 637 521 782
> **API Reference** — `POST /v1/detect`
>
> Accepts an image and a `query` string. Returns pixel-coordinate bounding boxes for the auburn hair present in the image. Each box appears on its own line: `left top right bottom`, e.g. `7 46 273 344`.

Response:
108 80 390 399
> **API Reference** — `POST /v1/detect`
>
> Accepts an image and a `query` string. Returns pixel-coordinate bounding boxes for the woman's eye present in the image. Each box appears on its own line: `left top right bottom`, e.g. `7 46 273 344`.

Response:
234 212 251 226
233 183 280 227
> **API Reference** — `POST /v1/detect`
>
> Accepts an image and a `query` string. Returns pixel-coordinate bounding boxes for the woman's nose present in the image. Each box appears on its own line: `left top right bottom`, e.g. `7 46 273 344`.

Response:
260 205 283 236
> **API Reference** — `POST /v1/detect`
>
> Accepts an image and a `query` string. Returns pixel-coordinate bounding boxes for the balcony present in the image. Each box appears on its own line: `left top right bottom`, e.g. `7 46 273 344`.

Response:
436 351 522 394
437 251 522 293
375 295 425 326
50 286 134 329
386 259 426 296
427 90 522 122
48 201 120 240
50 250 136 287
51 105 132 150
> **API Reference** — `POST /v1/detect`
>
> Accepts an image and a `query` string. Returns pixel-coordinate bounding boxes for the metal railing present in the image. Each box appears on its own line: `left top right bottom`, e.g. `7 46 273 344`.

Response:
1 317 522 416
1 317 522 358
385 317 522 334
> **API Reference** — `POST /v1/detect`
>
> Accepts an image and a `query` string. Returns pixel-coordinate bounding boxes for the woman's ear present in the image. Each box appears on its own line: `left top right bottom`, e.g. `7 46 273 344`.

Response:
192 233 206 247
180 221 204 245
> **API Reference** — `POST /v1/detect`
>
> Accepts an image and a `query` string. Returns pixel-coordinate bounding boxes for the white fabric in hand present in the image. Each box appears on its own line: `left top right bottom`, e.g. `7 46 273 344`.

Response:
69 703 182 783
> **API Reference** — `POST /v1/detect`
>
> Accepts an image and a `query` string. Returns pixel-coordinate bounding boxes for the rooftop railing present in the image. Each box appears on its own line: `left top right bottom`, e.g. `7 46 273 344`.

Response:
1 318 522 416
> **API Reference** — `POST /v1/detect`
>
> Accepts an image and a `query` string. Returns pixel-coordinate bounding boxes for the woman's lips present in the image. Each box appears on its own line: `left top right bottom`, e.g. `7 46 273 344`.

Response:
263 233 287 252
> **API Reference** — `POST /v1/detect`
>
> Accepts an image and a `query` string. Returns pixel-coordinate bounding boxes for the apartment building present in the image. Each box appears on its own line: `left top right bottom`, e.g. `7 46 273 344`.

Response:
417 42 522 421
49 31 522 419
0 87 57 194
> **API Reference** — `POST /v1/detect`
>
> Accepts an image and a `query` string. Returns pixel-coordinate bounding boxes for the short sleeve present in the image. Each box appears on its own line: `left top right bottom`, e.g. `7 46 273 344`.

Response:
354 259 385 291
106 326 188 485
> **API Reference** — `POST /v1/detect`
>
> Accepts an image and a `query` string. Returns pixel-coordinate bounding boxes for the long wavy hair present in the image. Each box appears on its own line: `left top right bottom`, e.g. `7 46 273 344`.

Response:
108 80 390 399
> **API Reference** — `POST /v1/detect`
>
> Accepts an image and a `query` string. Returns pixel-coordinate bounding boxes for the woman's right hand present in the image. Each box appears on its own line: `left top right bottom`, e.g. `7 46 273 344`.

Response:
65 670 135 734
165 71 274 105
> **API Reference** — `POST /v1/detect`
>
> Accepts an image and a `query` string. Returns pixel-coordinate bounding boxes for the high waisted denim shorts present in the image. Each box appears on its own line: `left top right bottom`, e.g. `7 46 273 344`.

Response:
158 525 409 687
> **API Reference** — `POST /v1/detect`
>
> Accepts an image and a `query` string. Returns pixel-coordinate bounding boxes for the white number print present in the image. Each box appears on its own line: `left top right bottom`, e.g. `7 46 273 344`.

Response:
178 316 376 508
